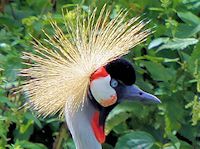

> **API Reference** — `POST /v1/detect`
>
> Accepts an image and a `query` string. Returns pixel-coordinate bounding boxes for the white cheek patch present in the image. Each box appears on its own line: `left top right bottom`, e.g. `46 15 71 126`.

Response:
90 75 117 107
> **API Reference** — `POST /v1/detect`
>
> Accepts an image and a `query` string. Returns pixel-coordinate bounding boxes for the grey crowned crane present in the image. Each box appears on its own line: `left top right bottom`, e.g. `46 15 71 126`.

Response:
20 5 161 149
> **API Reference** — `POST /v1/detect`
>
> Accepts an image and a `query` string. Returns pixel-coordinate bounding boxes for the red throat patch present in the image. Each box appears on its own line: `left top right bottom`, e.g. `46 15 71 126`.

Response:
91 111 106 144
90 67 109 81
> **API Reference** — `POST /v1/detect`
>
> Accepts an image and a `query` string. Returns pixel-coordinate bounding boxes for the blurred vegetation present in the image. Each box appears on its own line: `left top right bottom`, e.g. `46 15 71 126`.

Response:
0 0 200 149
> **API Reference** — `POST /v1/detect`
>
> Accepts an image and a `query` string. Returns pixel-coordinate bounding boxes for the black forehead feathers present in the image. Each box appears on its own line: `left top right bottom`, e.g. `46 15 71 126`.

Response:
105 59 136 85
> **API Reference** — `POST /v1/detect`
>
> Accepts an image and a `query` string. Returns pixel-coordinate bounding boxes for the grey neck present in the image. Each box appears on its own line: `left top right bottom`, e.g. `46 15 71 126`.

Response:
65 99 102 149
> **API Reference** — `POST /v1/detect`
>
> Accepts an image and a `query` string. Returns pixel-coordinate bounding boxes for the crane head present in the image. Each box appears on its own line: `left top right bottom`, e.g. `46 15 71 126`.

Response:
89 58 161 144
90 58 161 106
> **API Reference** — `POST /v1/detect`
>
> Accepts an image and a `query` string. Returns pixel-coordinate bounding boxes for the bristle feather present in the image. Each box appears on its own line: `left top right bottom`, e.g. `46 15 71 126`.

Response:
20 5 151 117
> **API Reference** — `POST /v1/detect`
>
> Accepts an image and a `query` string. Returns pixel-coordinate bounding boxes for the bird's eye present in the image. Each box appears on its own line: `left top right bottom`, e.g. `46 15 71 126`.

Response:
110 79 118 88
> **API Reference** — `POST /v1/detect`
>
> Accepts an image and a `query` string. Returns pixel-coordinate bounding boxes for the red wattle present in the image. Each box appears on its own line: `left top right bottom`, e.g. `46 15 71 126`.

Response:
91 111 106 144
90 67 109 81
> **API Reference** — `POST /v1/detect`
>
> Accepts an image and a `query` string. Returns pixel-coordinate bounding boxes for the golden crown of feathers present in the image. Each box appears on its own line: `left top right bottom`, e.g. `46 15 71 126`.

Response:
20 5 151 117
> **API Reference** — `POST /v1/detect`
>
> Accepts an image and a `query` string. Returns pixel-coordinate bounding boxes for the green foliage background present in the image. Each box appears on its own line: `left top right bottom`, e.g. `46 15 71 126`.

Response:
0 0 200 148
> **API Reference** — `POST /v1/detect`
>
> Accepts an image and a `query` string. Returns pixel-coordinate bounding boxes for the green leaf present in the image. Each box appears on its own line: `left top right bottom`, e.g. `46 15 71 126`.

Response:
177 12 200 25
163 141 192 149
142 61 174 81
106 107 131 134
115 131 155 149
13 140 47 149
102 143 114 149
63 138 76 149
0 96 15 107
179 141 192 149
187 42 200 73
185 96 200 125
157 38 199 51
16 120 34 140
106 101 150 134
190 42 200 62
134 55 179 63
175 24 200 38
148 37 170 49
0 17 20 29
164 98 185 134
182 0 200 10
167 133 181 149
24 112 42 129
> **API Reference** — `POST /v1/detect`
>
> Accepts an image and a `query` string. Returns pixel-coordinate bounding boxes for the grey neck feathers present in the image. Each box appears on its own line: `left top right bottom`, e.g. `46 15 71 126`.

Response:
65 99 102 149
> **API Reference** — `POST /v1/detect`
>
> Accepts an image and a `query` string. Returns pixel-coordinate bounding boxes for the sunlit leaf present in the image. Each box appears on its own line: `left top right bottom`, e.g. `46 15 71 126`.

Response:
157 38 198 51
148 37 169 49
